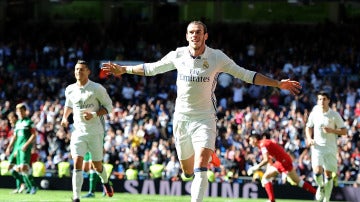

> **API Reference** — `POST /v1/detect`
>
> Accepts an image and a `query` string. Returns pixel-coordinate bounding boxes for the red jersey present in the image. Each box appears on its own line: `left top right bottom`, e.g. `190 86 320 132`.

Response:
259 139 293 172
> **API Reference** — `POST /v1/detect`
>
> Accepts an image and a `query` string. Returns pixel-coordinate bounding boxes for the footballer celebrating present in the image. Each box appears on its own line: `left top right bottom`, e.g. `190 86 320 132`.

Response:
101 21 301 202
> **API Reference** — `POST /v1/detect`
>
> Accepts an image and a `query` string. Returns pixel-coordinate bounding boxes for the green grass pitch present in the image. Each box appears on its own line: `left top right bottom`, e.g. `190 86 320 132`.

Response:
0 188 315 202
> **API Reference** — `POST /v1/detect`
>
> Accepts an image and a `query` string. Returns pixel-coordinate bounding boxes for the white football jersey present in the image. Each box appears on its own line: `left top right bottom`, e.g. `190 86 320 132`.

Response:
306 106 345 151
64 80 113 135
144 46 256 120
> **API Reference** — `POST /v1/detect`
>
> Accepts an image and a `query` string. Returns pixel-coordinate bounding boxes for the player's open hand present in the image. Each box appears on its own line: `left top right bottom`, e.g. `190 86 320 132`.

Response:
279 79 302 95
247 167 255 176
21 145 28 152
247 164 260 176
101 62 125 76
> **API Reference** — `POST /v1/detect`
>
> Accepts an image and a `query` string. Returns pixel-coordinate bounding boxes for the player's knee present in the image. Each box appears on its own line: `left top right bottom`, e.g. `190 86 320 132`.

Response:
82 163 90 172
261 176 273 187
92 163 104 173
20 164 29 172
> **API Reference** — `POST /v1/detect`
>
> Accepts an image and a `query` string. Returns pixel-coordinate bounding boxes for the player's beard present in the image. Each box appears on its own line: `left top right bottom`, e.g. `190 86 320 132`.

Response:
193 45 200 51
190 41 203 51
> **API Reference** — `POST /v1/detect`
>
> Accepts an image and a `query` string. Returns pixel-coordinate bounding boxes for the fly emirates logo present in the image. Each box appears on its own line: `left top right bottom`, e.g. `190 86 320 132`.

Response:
178 69 210 82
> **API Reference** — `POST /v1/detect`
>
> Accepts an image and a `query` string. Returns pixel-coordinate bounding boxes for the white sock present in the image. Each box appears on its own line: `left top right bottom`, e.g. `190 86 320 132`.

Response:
297 179 304 188
324 178 333 202
72 170 83 200
314 173 324 187
97 166 108 184
191 171 208 202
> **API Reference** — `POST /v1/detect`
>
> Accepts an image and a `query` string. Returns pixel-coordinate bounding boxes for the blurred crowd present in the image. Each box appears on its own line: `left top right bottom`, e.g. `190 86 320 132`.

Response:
0 21 360 187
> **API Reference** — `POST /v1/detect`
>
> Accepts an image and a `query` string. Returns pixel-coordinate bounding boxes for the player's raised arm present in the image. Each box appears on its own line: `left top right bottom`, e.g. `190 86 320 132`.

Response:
253 73 302 95
101 61 145 76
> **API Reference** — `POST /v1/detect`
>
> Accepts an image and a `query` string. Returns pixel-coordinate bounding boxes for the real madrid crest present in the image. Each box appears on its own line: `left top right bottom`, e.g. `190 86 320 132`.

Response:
203 60 209 69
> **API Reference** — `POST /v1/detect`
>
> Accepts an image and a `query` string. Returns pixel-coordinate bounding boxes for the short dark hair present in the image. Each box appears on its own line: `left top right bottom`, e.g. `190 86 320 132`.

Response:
188 21 207 34
249 131 262 140
76 59 89 67
317 90 330 99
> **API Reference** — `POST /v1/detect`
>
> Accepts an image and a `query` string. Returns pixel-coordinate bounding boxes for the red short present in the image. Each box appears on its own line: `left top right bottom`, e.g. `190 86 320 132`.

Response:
272 157 293 173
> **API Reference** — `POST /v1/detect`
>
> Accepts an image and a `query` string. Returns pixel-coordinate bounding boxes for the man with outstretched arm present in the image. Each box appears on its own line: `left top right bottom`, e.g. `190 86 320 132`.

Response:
102 21 301 202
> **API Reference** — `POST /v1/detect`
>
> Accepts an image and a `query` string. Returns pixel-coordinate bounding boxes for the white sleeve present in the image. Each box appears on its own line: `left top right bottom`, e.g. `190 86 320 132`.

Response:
306 111 314 128
64 86 72 108
144 51 177 76
216 50 256 84
96 85 113 113
334 112 346 129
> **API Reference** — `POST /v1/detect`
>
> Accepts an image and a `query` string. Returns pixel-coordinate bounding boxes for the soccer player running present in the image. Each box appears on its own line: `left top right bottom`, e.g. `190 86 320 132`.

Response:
247 132 316 202
5 111 26 194
101 21 301 202
5 104 37 194
305 91 347 202
61 60 114 202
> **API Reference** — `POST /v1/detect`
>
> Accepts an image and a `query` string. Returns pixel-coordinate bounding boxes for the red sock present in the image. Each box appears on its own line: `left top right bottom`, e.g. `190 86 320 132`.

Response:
264 182 275 202
302 181 316 195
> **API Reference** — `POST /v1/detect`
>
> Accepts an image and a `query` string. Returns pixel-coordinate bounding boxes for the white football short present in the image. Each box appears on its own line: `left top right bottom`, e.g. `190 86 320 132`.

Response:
311 145 337 173
173 118 217 160
70 132 104 162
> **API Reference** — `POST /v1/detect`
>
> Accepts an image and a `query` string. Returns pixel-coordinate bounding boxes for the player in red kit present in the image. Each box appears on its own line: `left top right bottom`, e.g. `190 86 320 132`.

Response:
247 132 316 202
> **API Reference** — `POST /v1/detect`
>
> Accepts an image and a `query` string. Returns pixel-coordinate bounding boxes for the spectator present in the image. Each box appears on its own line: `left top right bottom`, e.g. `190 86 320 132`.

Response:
164 154 180 180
